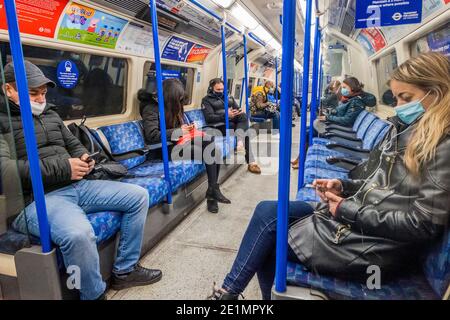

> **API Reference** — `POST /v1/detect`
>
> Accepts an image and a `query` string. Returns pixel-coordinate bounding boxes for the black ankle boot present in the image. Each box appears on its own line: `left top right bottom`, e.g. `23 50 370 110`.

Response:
207 283 242 300
206 185 231 204
207 199 218 213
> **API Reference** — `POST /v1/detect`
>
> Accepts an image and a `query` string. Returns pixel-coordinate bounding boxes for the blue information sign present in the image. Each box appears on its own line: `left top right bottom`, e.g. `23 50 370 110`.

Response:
355 0 422 29
162 69 181 80
56 60 79 89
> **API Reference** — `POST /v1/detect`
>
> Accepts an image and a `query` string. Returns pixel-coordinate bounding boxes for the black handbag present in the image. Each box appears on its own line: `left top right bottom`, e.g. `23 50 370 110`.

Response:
288 209 410 280
68 118 129 181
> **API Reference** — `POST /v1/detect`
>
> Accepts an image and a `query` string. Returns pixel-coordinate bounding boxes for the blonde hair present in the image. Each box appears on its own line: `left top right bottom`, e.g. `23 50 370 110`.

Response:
391 52 450 176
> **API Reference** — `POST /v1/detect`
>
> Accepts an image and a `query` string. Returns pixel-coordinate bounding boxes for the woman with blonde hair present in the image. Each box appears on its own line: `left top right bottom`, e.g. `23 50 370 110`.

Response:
208 52 450 300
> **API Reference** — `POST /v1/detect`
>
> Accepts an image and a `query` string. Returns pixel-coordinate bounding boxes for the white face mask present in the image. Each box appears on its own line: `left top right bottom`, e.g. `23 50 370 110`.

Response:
30 100 46 116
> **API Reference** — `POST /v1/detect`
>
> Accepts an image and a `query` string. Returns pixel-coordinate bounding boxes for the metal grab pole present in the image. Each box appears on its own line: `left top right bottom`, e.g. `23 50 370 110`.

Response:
318 54 324 111
297 0 313 190
221 24 230 145
275 0 296 294
243 34 250 120
275 57 279 104
149 0 172 203
308 17 321 145
239 77 245 109
4 0 52 253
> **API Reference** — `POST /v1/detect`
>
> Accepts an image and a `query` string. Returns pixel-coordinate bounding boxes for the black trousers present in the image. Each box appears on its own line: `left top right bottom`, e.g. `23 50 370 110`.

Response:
169 136 221 189
223 113 255 164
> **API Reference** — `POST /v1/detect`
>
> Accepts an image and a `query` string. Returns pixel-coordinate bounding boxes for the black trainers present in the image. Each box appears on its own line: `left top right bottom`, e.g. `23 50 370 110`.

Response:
111 264 162 290
207 199 219 213
207 282 242 300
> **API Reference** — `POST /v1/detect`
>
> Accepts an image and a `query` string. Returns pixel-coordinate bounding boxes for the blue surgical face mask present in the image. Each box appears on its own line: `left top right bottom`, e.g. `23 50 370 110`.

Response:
395 92 430 125
341 87 351 97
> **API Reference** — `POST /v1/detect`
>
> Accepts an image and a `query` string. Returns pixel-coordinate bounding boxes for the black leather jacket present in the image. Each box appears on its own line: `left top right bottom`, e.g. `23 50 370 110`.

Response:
289 118 450 277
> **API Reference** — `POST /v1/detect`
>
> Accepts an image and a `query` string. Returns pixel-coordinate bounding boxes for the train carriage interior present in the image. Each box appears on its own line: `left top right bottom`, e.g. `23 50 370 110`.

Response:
0 0 449 301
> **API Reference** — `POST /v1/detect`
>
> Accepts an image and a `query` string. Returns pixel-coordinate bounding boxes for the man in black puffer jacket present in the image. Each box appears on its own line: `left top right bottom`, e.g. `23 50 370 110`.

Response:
202 78 261 174
0 61 161 300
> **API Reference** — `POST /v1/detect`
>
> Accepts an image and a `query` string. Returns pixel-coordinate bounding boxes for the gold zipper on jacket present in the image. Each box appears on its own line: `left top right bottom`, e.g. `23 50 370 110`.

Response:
333 224 351 244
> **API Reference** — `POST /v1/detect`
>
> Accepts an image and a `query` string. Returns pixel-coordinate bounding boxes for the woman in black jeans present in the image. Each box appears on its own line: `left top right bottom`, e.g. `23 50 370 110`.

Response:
138 78 230 213
209 52 450 300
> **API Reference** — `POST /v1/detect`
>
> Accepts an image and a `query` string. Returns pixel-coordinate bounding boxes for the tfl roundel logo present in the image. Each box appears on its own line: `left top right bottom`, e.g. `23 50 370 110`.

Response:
392 12 403 21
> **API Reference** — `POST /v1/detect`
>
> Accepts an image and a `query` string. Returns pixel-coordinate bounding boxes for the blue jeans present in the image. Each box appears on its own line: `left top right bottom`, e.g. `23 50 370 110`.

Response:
12 179 149 300
222 201 314 300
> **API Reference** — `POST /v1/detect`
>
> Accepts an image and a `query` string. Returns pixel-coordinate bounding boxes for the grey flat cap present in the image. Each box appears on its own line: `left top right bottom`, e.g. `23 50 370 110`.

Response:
4 60 56 88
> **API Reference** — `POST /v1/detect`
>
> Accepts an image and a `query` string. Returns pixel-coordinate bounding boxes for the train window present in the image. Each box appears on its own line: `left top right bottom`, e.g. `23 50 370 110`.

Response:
143 62 195 105
248 77 255 93
410 22 450 58
0 42 128 121
234 83 242 100
375 51 398 104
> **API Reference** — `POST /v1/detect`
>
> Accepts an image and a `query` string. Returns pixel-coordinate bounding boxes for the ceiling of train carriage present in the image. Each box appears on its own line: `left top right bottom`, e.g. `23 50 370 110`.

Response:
92 0 310 63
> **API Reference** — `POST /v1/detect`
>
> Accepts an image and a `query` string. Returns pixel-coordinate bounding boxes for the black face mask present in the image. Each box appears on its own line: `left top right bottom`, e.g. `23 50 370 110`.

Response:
213 91 224 98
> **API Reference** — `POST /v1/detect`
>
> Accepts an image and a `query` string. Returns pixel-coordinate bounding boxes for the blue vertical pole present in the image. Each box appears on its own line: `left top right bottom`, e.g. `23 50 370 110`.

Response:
149 0 172 204
239 77 245 109
243 34 250 120
275 57 279 104
221 25 230 144
297 0 313 190
308 17 321 145
4 0 52 253
318 54 324 110
275 0 296 294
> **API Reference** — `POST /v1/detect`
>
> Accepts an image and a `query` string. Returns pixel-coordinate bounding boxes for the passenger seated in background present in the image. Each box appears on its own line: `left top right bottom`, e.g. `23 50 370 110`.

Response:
208 52 450 300
382 89 398 107
320 80 341 113
263 81 277 104
314 77 376 134
250 86 280 130
0 61 162 300
138 78 230 214
201 78 261 174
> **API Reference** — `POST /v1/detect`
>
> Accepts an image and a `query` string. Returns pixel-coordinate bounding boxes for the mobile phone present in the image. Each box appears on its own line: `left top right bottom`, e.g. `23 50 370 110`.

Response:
316 186 327 193
85 151 100 162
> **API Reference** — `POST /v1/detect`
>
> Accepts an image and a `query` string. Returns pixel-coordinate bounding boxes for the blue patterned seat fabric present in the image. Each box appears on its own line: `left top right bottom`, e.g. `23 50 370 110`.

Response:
97 121 147 169
185 109 208 129
296 187 321 202
127 160 205 191
422 230 450 298
87 211 122 244
286 262 439 300
304 166 349 184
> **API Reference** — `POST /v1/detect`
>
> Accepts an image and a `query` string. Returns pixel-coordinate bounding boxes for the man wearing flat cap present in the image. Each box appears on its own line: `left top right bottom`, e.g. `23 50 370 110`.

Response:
0 60 162 300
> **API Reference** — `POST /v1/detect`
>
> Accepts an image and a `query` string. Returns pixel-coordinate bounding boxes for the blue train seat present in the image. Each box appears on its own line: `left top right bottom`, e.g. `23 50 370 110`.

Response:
184 109 236 158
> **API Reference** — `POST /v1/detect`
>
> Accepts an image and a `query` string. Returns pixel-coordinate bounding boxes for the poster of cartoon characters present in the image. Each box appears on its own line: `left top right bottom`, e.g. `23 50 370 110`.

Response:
57 2 127 49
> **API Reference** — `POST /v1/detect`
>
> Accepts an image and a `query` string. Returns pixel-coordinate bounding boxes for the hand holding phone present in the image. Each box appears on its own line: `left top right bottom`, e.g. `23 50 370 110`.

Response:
84 151 100 162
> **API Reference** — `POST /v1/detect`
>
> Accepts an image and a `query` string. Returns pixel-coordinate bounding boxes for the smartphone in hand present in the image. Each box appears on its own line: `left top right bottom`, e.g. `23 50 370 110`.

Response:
84 151 100 162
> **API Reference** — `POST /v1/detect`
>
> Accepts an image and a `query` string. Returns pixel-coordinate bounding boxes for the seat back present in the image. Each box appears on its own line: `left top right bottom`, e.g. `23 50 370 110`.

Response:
356 113 377 139
97 121 146 169
362 120 390 150
185 109 207 129
423 229 450 298
352 110 369 131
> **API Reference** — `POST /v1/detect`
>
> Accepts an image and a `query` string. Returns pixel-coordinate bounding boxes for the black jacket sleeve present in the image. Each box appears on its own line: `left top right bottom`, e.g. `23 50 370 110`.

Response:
336 139 450 242
0 131 72 191
201 97 225 124
141 103 178 144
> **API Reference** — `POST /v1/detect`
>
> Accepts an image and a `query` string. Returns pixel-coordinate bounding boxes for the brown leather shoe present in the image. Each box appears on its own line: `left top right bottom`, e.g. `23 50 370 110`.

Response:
248 163 261 174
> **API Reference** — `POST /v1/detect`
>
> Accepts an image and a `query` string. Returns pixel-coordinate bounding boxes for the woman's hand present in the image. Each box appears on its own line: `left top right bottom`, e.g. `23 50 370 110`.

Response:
313 179 343 201
325 192 344 217
181 124 195 135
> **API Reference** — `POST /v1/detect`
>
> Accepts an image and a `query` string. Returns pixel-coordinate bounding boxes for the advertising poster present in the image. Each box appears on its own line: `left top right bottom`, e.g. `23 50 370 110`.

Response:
0 0 68 38
57 2 127 49
186 45 211 63
358 28 387 55
162 36 195 62
427 22 450 57
355 0 422 28
357 32 376 56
